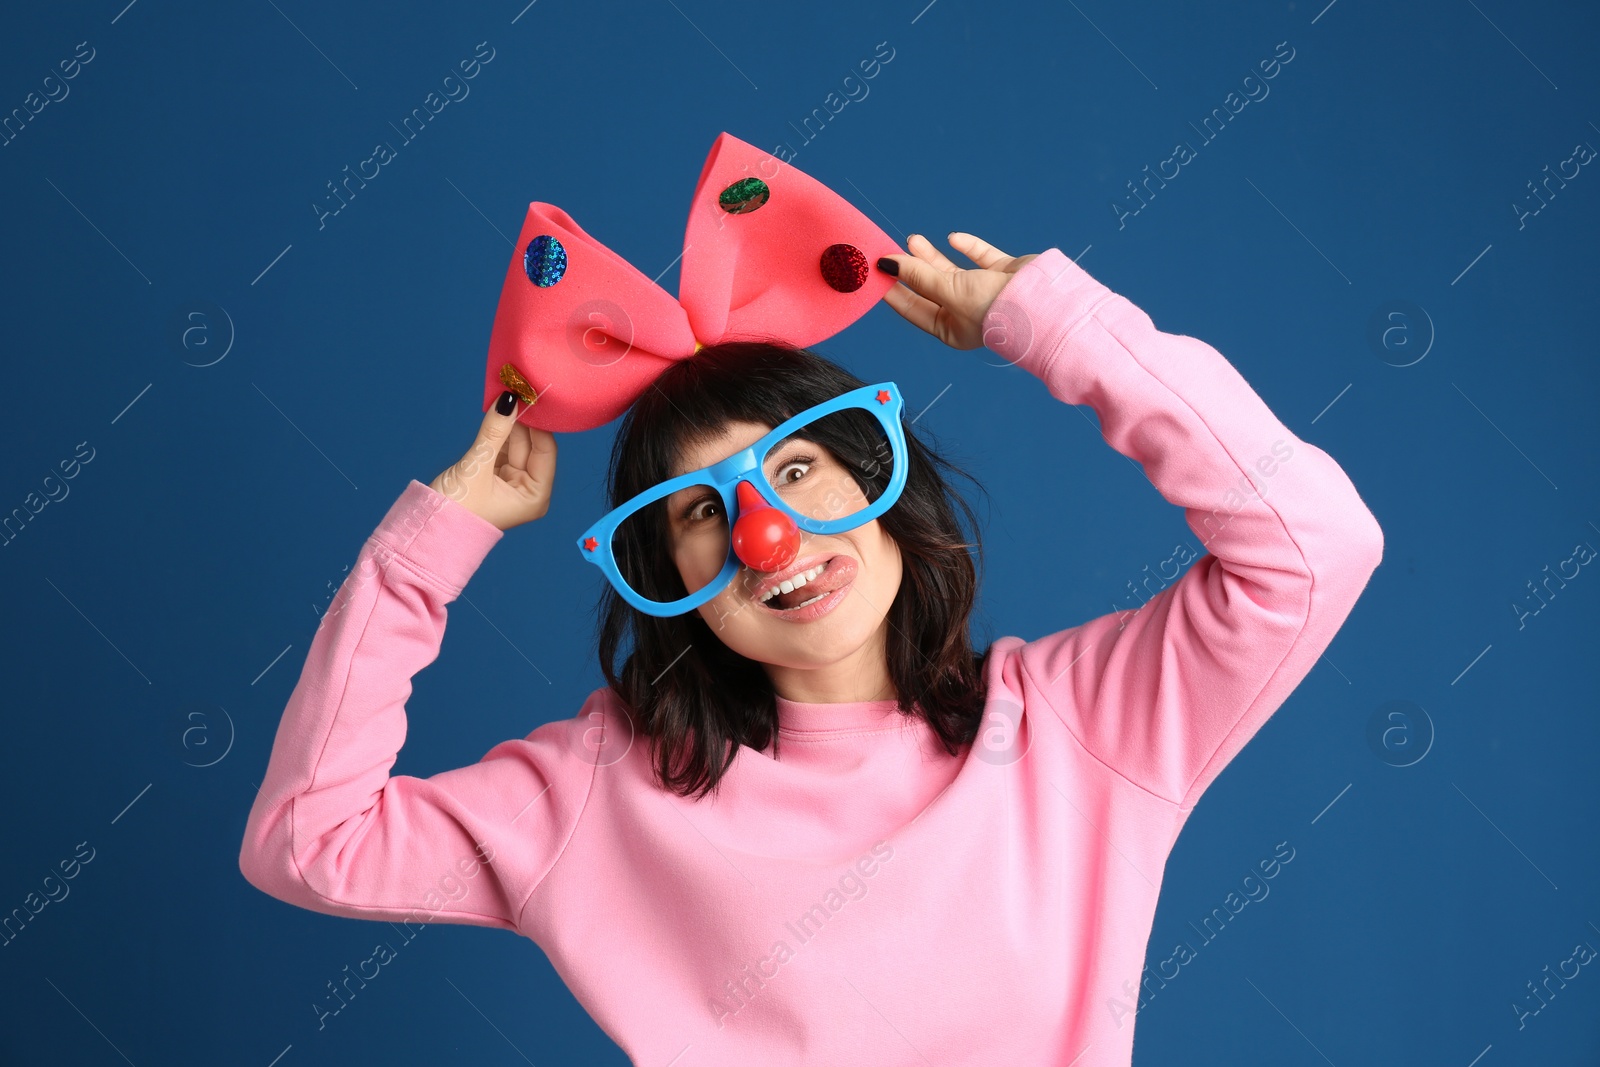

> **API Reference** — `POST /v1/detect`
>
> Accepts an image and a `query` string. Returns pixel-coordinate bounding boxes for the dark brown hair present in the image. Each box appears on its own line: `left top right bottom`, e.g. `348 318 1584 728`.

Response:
594 341 991 799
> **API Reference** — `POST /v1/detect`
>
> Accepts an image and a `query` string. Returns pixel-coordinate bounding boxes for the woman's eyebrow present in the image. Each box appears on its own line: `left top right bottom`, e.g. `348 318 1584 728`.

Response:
664 479 711 508
766 431 814 456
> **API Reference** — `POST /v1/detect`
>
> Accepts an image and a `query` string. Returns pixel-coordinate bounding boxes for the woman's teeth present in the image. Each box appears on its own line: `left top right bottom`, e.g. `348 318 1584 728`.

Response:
759 563 828 605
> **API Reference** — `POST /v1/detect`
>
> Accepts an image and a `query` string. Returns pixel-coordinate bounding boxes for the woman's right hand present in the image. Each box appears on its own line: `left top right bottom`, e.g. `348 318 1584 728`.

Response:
428 390 556 531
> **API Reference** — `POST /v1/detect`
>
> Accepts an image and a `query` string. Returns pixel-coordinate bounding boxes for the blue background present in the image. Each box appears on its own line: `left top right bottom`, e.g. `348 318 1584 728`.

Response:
2 0 1597 1063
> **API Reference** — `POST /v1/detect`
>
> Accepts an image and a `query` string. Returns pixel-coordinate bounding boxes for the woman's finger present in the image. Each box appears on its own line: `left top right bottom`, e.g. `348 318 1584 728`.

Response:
947 231 1016 270
511 427 557 523
908 232 962 274
503 419 531 473
878 251 953 308
523 427 557 487
466 398 516 478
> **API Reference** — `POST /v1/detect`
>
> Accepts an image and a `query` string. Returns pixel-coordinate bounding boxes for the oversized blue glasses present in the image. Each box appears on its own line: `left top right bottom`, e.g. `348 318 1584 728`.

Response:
577 381 909 617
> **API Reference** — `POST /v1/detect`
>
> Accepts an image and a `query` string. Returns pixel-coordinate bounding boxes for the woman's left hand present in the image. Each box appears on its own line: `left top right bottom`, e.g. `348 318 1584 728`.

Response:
876 232 1041 350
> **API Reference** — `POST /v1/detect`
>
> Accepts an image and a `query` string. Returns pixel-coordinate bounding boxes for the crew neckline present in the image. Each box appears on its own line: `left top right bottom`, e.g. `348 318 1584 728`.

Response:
774 694 910 734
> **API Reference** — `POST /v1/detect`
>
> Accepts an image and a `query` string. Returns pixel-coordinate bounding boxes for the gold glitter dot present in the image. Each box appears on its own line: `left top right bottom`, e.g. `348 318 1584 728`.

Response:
498 363 539 406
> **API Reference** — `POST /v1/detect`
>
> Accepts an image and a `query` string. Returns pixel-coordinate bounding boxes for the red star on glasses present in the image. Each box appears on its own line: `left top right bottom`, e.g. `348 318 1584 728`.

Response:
875 389 890 404
583 536 598 552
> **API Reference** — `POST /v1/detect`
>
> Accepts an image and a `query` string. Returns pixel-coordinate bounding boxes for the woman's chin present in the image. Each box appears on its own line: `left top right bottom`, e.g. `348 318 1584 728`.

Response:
753 601 885 658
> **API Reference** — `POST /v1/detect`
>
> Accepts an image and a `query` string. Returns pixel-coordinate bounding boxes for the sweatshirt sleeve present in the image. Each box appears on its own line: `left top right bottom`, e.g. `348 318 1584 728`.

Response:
983 248 1384 812
238 479 595 932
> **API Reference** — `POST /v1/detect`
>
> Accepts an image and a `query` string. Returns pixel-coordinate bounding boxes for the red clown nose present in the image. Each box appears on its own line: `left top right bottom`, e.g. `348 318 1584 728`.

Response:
731 480 800 573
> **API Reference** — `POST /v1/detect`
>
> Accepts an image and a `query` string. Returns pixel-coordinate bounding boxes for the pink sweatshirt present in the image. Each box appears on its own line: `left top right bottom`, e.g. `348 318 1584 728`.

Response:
240 247 1383 1065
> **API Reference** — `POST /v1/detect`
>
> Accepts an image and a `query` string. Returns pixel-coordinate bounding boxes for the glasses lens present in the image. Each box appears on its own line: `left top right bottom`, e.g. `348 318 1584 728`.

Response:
759 406 895 525
613 479 731 604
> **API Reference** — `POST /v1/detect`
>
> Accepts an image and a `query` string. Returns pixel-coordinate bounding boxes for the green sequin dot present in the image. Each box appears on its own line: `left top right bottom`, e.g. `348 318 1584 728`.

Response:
718 178 770 214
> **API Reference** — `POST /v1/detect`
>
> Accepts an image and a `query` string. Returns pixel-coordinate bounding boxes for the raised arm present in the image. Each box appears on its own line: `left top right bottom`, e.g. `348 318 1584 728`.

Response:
982 248 1383 812
238 479 594 931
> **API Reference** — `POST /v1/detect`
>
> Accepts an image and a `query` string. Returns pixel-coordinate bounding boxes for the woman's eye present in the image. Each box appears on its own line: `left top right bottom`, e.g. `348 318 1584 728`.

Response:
775 455 815 485
684 497 721 522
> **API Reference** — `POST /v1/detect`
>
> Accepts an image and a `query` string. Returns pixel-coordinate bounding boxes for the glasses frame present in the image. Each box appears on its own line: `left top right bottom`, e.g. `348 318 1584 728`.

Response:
576 381 909 617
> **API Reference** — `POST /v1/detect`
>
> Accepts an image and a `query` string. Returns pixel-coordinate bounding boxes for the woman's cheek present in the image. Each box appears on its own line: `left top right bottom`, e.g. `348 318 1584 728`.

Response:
679 551 730 608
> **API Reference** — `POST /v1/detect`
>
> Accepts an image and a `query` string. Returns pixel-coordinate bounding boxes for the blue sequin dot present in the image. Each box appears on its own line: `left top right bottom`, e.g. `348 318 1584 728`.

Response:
524 234 568 287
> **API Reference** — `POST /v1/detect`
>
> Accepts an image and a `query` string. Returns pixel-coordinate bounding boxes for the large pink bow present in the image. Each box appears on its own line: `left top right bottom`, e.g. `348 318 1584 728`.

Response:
481 131 904 432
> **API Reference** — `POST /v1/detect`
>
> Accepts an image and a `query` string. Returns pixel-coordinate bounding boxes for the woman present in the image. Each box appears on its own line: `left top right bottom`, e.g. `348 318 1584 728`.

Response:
239 232 1384 1065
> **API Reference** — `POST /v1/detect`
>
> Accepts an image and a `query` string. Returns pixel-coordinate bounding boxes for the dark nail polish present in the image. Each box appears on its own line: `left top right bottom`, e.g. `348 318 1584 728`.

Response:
876 257 898 276
496 390 517 416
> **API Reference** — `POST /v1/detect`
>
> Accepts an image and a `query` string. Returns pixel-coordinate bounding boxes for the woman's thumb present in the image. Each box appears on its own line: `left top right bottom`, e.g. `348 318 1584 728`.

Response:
462 390 519 475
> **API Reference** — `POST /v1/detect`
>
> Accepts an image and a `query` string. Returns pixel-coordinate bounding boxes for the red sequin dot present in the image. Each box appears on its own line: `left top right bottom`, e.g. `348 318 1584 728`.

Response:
820 244 868 293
